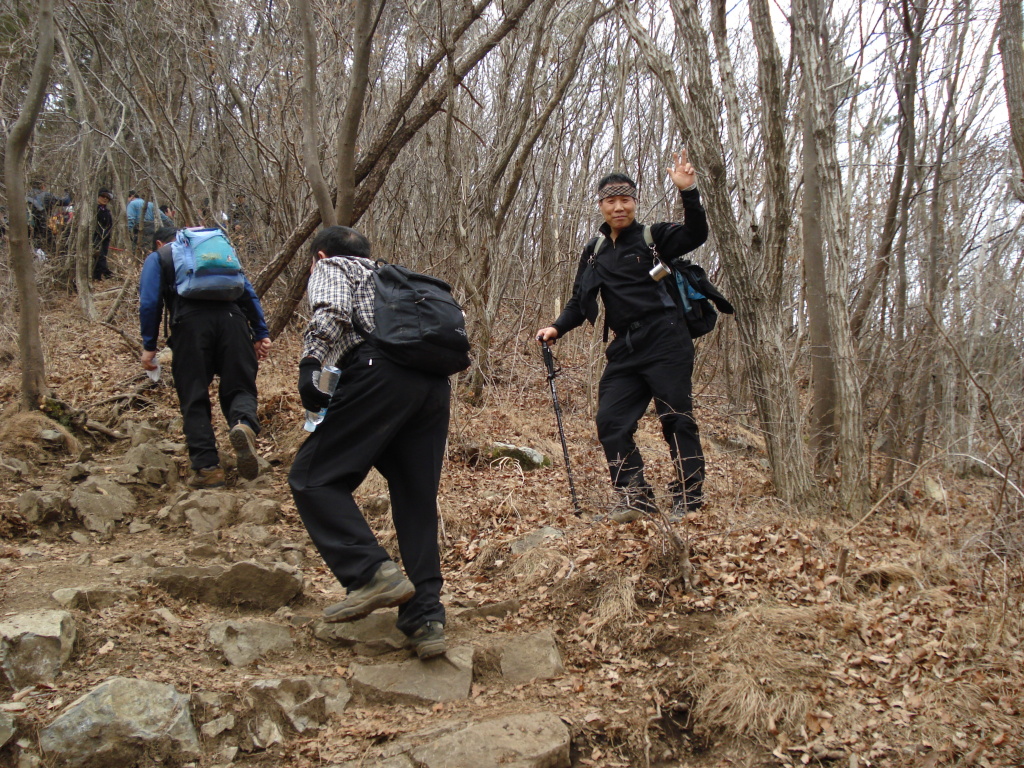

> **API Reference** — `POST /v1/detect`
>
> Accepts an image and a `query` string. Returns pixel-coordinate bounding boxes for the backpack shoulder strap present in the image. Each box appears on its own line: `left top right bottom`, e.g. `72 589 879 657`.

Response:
591 234 606 261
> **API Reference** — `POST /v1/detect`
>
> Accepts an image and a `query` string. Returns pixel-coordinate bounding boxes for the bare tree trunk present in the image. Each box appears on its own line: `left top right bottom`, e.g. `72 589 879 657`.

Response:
1000 0 1024 200
335 0 383 226
4 0 56 411
58 25 99 320
264 0 538 337
297 0 336 226
802 56 836 474
850 0 925 340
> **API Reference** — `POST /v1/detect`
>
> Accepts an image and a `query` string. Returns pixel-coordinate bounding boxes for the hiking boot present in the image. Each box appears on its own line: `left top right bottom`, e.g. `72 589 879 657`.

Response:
229 422 260 480
409 621 447 660
190 465 225 489
668 480 703 521
609 485 659 523
323 561 415 623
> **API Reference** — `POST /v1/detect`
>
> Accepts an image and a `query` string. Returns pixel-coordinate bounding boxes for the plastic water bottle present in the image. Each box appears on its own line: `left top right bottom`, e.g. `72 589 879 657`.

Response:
303 365 341 432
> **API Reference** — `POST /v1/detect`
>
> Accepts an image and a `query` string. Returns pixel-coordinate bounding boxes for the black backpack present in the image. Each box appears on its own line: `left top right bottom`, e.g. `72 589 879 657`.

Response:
353 259 471 376
593 225 734 339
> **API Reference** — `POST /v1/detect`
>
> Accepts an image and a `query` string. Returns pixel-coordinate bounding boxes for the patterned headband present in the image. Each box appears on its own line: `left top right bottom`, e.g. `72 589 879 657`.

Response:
598 183 638 201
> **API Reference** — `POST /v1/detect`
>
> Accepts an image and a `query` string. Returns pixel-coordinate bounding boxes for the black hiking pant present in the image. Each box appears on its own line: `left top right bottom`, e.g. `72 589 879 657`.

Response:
288 344 451 637
169 305 260 471
596 310 704 500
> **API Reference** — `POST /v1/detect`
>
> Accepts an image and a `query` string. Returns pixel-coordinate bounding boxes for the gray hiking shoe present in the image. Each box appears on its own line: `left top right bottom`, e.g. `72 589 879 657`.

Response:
668 481 703 522
409 621 447 660
323 561 415 623
229 423 260 481
609 485 659 523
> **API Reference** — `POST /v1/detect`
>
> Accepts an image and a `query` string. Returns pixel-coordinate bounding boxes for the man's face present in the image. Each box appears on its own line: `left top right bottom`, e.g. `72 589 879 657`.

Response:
98 195 110 206
599 195 637 233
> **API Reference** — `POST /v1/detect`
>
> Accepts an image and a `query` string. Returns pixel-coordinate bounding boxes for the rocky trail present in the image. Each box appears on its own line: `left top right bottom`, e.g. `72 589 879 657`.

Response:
1 302 1022 768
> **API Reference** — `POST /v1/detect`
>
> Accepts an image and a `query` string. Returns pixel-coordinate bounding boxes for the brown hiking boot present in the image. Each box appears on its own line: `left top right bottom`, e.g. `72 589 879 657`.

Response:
189 465 225 489
229 422 260 480
323 561 415 623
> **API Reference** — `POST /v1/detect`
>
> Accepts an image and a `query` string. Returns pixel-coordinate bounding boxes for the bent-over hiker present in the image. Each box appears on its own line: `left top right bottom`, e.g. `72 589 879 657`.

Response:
288 225 450 660
536 151 710 523
138 225 271 488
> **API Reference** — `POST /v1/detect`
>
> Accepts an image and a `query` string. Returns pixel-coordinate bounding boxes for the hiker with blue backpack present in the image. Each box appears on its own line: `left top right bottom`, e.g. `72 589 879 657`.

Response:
138 225 271 488
288 225 470 660
536 150 733 524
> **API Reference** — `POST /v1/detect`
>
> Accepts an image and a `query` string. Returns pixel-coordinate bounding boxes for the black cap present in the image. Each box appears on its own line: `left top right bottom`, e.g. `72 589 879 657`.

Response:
98 188 113 199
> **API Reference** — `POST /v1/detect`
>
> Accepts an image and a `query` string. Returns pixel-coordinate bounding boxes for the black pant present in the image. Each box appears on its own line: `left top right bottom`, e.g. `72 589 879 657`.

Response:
169 306 259 470
596 311 704 497
92 234 112 279
288 344 450 637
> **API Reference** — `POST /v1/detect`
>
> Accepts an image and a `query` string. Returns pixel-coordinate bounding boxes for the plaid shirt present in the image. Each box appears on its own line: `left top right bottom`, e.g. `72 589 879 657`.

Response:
302 255 377 364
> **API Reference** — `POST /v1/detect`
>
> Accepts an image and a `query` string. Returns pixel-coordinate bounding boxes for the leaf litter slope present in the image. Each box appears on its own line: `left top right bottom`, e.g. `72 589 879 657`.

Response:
0 295 1021 767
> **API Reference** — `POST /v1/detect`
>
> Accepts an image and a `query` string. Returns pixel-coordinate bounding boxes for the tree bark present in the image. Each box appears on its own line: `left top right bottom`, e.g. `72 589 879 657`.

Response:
297 0 337 227
335 0 383 226
793 0 866 510
5 0 56 411
999 0 1024 200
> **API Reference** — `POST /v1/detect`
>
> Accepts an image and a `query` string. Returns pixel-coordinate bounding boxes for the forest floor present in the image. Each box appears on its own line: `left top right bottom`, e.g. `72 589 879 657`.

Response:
1 288 1022 768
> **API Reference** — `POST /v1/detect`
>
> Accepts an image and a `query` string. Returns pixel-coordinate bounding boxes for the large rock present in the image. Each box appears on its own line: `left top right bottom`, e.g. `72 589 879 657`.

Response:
18 485 69 525
488 442 550 471
312 609 407 656
0 711 15 747
411 712 570 768
69 478 135 539
349 646 474 705
150 561 303 609
245 676 328 748
499 630 564 684
51 585 138 611
238 497 281 525
122 443 178 486
169 491 238 532
38 676 200 768
0 610 76 688
208 620 293 666
510 527 564 556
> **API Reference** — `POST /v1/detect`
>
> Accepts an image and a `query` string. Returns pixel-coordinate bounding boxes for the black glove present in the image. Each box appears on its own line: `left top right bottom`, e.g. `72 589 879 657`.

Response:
298 357 331 412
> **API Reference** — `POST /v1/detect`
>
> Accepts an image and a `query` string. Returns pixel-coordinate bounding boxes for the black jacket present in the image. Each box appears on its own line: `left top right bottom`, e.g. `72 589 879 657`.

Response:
552 188 708 337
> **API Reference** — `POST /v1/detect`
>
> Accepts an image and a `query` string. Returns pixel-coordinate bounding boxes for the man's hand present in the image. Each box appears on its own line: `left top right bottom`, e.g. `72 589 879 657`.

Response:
255 338 272 361
141 349 158 371
298 357 331 412
667 149 697 191
536 327 559 344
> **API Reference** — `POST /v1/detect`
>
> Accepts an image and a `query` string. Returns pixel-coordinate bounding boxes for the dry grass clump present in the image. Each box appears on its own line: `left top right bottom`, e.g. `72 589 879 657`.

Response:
0 409 81 461
849 562 922 593
509 546 571 588
587 571 642 636
681 606 833 744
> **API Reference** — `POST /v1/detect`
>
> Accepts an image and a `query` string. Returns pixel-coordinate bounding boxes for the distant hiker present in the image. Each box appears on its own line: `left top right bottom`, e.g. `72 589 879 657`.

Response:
27 180 71 250
229 192 251 229
159 204 175 223
92 188 114 280
138 225 271 488
536 151 711 523
126 191 173 256
288 225 452 660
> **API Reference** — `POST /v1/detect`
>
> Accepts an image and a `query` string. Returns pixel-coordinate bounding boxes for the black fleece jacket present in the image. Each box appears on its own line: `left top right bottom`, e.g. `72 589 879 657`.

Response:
551 188 708 337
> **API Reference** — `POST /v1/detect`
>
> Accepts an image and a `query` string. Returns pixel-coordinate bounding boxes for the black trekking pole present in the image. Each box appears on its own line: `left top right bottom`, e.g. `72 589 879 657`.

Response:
540 340 582 515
